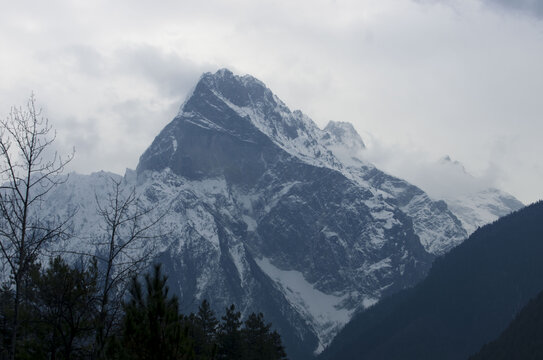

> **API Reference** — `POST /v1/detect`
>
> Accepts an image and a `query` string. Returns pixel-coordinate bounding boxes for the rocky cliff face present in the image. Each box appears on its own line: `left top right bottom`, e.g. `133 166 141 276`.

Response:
41 69 515 359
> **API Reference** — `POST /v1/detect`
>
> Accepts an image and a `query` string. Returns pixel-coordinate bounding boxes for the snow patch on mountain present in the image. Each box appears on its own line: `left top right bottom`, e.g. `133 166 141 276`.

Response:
207 86 340 171
445 188 524 234
255 257 354 354
418 156 525 235
242 215 257 232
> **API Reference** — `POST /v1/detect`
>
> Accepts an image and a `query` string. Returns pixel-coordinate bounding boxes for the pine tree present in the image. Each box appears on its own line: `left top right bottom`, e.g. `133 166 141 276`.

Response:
120 264 193 360
243 313 268 360
242 313 287 360
32 257 99 359
269 330 287 360
0 257 99 359
194 299 218 359
217 305 243 360
197 300 218 342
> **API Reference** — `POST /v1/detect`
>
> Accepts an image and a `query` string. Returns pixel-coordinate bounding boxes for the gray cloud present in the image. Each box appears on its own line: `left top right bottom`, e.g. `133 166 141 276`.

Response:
109 98 179 137
359 133 501 200
58 116 100 155
114 45 210 97
483 0 543 18
415 0 543 18
1 0 542 204
61 46 107 77
1 44 211 174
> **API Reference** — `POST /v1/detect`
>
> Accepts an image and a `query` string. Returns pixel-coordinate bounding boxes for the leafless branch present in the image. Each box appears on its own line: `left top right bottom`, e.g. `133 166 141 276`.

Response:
0 95 73 360
91 175 166 359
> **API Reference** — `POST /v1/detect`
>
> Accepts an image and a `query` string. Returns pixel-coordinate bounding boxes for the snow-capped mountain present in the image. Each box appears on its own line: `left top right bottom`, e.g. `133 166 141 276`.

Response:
446 188 524 234
427 156 524 234
40 69 518 359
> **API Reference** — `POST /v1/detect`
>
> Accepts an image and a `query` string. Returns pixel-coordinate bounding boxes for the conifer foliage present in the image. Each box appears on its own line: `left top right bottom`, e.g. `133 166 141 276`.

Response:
0 256 98 359
0 260 289 360
242 313 287 360
217 304 243 360
117 264 193 360
32 257 99 359
193 299 219 359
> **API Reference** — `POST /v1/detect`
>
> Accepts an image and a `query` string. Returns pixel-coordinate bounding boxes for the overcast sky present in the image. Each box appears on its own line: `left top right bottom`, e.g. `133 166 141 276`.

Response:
1 0 542 204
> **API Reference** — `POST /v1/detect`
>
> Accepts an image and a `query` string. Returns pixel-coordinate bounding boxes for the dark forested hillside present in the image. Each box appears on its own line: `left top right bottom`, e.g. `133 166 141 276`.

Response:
319 201 543 360
470 288 543 360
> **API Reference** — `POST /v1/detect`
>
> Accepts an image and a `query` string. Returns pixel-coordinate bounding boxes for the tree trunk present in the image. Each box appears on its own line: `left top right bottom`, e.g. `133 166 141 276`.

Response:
9 279 20 360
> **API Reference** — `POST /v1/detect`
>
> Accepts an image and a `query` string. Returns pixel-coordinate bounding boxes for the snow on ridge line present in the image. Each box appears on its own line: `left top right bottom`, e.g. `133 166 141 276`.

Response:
199 74 466 254
205 88 343 171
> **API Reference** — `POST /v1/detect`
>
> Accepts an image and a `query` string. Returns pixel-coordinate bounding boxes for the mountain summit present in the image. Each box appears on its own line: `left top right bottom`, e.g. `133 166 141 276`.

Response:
137 68 341 178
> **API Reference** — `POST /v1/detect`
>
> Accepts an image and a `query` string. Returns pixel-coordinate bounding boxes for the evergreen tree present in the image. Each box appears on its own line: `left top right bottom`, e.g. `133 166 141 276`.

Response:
0 255 289 360
242 313 287 360
32 257 99 360
0 257 99 360
242 313 269 360
217 305 243 360
194 299 218 359
196 300 218 343
120 264 193 360
269 331 287 360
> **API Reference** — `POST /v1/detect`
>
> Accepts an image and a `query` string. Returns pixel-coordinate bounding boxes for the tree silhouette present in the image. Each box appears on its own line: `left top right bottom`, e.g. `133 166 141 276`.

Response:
32 256 98 359
194 299 218 359
217 304 243 360
242 312 287 360
92 177 165 358
0 95 73 360
120 264 193 360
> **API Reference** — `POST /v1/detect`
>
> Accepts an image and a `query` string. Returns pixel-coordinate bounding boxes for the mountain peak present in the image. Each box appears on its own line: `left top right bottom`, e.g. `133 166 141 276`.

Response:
183 68 270 110
320 121 365 167
213 67 233 77
138 69 340 178
439 154 468 173
212 68 264 86
324 121 366 150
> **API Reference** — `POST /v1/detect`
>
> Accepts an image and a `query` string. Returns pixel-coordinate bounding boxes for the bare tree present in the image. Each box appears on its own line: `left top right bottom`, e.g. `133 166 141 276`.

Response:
92 176 165 359
0 95 73 360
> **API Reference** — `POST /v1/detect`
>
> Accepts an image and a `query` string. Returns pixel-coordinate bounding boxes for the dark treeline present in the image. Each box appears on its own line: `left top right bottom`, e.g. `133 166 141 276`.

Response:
0 258 288 360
